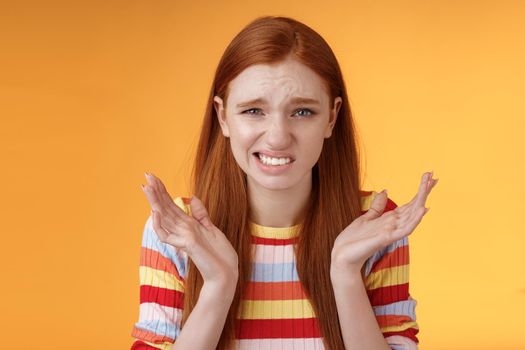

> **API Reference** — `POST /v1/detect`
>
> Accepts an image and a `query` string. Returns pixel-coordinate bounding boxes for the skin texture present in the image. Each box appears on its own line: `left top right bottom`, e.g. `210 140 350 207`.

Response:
213 57 342 227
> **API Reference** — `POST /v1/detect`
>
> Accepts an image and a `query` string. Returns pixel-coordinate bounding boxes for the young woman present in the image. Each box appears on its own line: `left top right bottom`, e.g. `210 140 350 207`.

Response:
130 16 437 350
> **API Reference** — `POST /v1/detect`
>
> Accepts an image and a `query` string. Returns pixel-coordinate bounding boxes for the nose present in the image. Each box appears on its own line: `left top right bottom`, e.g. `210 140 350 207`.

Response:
265 115 292 149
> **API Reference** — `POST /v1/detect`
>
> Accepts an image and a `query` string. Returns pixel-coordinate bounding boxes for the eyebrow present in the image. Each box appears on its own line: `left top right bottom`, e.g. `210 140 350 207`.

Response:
236 97 320 108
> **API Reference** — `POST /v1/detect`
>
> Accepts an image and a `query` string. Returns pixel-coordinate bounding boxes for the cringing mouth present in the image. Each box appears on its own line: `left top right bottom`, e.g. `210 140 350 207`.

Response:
253 152 295 162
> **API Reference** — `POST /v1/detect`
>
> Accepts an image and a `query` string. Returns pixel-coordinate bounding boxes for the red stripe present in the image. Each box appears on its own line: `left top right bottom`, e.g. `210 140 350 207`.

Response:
130 340 163 350
371 245 409 273
140 247 184 282
376 314 413 328
243 281 307 300
367 283 409 306
236 318 322 339
385 197 398 211
383 327 419 343
140 285 184 309
131 327 175 344
251 236 298 245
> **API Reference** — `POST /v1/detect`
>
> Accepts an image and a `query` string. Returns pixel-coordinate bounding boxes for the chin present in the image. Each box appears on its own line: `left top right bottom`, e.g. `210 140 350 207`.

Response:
248 174 296 191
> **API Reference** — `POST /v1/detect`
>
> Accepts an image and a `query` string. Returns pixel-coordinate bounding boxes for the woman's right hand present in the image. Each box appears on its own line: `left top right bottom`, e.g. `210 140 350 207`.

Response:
141 172 239 288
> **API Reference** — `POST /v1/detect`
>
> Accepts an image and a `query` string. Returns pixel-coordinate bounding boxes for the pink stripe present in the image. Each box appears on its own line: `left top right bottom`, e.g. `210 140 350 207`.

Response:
139 302 182 325
252 244 295 264
236 338 325 350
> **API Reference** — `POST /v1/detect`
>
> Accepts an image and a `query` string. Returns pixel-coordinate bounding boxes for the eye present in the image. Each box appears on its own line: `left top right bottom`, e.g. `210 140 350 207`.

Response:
294 108 315 117
242 108 263 115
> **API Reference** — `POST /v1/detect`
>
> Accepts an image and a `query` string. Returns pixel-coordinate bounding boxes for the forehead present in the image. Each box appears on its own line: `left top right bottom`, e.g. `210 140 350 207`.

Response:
227 59 329 104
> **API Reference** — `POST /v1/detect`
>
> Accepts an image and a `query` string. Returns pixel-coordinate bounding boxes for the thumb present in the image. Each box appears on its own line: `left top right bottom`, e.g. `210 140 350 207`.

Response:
362 190 388 220
189 196 214 230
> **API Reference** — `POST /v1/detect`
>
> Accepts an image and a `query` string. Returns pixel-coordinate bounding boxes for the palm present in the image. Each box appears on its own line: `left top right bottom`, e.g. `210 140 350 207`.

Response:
332 171 438 271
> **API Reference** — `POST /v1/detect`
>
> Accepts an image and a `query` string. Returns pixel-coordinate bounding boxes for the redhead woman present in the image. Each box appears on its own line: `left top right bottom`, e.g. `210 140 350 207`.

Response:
130 15 438 350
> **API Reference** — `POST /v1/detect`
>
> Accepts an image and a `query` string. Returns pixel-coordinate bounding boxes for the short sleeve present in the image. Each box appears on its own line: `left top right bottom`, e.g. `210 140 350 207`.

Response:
130 196 191 350
362 193 420 350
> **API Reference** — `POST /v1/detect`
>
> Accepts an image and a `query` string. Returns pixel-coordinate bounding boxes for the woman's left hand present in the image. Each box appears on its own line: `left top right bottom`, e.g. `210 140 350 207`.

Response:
330 171 438 277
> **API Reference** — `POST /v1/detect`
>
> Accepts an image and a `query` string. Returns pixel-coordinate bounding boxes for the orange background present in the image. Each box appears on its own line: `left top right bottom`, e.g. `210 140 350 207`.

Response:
1 0 524 349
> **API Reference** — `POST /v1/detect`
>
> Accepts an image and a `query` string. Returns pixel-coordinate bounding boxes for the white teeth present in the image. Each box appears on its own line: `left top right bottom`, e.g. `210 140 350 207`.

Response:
258 153 291 166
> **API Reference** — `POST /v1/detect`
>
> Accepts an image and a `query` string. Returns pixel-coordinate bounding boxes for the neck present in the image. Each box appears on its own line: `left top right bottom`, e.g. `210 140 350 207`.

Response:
247 171 312 228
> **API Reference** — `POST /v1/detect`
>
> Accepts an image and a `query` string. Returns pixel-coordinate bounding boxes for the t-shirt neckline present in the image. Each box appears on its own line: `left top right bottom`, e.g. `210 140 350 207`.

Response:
249 220 302 239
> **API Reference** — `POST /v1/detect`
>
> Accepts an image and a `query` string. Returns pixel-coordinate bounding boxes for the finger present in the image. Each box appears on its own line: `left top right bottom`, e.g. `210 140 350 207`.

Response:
392 206 426 240
398 203 426 227
142 182 163 213
415 171 432 208
145 173 180 215
151 209 169 242
151 210 186 248
144 173 188 222
361 190 388 220
398 172 437 216
189 196 215 231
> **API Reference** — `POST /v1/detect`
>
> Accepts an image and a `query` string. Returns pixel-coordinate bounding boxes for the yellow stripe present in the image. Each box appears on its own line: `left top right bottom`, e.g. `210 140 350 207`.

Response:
140 340 173 350
139 266 184 292
239 299 316 319
365 264 409 290
249 221 302 239
381 321 419 333
173 196 191 216
360 191 378 211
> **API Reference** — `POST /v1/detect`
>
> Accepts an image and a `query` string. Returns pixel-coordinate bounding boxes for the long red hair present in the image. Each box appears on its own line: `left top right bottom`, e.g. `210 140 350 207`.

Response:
183 16 364 350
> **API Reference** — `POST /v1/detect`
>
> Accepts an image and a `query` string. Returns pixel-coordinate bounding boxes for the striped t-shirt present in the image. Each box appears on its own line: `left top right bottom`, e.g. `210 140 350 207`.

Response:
130 191 420 350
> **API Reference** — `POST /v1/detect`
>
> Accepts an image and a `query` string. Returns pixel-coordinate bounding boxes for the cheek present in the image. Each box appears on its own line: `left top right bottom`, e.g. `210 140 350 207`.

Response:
229 126 258 157
301 130 326 159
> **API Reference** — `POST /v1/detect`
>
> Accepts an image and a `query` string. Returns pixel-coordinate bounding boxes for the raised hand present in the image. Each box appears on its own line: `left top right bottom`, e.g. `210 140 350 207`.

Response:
331 171 438 275
141 172 239 286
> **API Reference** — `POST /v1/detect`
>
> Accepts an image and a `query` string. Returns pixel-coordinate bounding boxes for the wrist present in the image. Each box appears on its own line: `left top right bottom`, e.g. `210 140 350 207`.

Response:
330 259 363 286
201 274 238 303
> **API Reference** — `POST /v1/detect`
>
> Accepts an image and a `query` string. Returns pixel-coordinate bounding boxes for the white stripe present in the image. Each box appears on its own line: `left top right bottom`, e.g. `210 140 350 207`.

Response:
252 244 295 264
139 302 182 326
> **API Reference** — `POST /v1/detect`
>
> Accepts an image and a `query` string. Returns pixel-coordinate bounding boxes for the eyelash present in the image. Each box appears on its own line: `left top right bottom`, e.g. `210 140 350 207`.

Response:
242 108 315 117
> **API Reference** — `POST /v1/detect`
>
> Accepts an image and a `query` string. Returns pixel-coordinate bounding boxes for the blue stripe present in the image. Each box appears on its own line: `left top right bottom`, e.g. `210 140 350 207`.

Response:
373 298 417 320
141 216 188 277
134 319 180 339
363 236 408 277
251 262 299 282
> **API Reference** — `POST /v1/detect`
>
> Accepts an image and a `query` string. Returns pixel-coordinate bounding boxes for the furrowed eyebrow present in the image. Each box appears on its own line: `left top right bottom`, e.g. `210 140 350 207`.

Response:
236 97 320 108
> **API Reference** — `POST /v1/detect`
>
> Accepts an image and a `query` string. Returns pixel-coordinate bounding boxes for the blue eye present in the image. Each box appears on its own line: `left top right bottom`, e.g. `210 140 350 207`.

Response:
242 108 262 115
295 108 314 117
241 108 316 117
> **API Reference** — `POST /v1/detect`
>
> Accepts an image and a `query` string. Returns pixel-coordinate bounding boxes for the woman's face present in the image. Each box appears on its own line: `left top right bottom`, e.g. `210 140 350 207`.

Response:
213 58 342 191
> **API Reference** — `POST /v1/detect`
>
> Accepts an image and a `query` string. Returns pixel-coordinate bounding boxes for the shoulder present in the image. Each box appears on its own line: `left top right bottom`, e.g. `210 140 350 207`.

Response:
173 195 193 215
359 190 398 213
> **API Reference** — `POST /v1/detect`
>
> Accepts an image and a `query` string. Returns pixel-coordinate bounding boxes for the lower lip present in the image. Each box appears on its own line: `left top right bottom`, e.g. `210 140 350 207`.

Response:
253 153 294 175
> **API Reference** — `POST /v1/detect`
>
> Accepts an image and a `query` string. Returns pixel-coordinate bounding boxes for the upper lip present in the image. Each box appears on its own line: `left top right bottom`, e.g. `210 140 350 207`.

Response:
254 150 295 160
